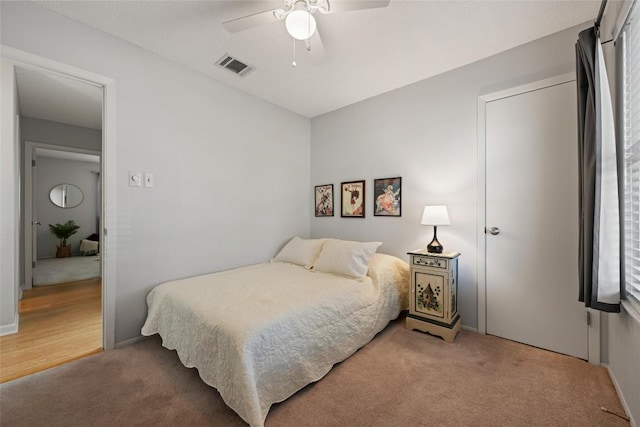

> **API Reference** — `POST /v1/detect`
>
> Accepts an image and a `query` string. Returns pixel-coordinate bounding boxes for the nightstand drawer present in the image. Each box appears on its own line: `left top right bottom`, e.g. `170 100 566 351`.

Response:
412 255 447 269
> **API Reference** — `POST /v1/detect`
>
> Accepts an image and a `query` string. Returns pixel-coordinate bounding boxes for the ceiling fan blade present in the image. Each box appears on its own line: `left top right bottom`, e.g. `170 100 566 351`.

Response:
305 29 326 63
223 9 282 33
323 0 390 14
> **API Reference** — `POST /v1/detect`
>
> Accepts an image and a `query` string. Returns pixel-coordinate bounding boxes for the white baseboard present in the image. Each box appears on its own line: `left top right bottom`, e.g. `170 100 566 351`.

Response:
115 335 150 348
604 363 637 427
0 314 19 336
461 325 478 333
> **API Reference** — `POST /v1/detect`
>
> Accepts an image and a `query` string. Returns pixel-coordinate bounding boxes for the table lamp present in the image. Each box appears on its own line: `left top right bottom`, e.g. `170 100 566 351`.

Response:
421 205 450 253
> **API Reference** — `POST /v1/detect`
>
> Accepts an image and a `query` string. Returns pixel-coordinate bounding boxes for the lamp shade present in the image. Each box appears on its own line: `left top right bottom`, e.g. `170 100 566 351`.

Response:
285 10 317 40
420 205 450 226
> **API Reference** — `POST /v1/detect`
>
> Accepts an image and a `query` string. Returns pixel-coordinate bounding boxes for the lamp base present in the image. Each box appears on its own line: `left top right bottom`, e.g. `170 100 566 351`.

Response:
427 239 443 253
427 225 443 253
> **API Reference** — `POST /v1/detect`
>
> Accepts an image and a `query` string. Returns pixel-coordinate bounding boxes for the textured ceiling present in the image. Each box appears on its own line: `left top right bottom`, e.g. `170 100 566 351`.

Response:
35 0 600 118
16 66 103 130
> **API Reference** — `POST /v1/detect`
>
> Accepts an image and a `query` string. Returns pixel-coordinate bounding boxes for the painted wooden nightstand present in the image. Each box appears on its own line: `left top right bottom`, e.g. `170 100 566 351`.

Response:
406 249 461 343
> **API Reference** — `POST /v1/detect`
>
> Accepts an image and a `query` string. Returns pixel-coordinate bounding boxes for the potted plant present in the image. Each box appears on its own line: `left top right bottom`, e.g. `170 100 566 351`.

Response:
49 220 80 258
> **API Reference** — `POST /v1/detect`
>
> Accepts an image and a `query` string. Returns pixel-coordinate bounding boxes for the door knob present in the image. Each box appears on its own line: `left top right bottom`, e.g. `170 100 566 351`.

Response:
488 226 500 235
35 221 42 225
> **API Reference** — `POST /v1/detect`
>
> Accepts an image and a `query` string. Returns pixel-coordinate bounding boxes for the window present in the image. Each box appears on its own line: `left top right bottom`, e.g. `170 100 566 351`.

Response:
622 0 640 312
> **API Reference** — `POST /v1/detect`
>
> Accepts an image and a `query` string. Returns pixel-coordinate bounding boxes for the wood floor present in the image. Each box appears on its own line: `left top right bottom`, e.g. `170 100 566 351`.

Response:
0 278 102 383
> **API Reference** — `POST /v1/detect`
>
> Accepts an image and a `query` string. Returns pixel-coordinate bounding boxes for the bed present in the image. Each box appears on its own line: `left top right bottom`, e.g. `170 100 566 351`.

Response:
141 238 409 427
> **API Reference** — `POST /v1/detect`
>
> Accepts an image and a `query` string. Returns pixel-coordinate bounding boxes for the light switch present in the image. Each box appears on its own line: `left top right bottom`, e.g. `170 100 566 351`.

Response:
144 172 154 188
129 171 142 187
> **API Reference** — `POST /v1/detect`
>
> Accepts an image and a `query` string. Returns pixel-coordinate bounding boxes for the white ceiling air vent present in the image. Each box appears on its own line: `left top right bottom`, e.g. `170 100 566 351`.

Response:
216 54 255 77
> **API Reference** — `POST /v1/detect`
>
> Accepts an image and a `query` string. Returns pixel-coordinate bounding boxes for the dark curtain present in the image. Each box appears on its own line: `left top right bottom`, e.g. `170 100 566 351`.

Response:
576 27 621 312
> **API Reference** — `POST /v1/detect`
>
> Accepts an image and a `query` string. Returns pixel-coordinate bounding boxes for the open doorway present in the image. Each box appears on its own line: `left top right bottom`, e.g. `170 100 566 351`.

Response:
27 145 102 287
0 65 104 382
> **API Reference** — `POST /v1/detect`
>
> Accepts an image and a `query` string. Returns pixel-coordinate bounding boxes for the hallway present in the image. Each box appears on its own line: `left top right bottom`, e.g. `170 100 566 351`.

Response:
0 278 102 383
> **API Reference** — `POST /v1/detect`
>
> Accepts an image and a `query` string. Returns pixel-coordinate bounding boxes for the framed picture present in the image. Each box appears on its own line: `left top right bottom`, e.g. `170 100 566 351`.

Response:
373 177 401 217
314 184 334 217
341 180 365 218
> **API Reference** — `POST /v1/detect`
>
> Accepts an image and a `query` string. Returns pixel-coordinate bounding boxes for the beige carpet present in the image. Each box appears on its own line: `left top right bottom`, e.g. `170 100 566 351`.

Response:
35 256 100 286
0 317 629 427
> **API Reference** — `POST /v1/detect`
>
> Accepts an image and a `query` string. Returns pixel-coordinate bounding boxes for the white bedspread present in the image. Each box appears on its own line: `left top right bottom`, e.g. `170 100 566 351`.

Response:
141 253 408 427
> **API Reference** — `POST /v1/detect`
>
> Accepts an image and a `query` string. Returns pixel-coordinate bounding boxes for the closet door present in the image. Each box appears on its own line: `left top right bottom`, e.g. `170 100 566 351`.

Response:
485 80 588 359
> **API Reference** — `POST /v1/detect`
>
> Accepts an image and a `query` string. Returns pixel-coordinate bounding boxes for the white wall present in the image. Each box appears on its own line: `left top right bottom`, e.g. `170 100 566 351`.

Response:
0 60 19 334
310 23 588 330
607 310 640 426
1 1 311 342
35 157 99 258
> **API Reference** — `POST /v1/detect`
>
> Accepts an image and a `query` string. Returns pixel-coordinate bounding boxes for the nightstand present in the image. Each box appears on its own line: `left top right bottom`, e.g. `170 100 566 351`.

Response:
406 249 461 343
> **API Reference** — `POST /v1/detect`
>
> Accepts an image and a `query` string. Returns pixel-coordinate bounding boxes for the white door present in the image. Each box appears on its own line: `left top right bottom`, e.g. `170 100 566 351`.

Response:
485 80 588 359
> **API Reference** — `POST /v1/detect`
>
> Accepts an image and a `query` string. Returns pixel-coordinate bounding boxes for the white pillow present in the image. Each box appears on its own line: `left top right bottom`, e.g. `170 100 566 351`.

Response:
367 253 410 310
272 237 326 269
313 239 382 279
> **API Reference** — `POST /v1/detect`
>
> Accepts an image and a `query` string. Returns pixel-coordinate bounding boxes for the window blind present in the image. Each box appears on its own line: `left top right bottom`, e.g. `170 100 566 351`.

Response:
623 0 640 310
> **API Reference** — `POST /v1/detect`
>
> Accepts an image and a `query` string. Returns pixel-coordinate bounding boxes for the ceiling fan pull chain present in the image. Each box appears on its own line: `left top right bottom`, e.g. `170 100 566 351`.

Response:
307 10 311 52
292 37 297 67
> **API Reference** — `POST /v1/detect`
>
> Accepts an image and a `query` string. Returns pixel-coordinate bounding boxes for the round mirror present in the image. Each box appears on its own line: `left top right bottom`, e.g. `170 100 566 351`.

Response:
49 183 84 208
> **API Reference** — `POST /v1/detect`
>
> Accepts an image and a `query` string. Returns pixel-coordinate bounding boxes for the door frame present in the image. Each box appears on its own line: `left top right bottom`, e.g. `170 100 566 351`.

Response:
2 44 117 350
476 73 600 364
24 142 101 289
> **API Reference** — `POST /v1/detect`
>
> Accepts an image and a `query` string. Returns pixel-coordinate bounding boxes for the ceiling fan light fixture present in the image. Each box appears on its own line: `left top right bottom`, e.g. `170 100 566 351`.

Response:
285 10 317 40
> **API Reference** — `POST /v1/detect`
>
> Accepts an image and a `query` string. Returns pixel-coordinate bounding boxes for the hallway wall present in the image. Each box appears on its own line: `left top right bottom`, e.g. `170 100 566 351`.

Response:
35 156 100 258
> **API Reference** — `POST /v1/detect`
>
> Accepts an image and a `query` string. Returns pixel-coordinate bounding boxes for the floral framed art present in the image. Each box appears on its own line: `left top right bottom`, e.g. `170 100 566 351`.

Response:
341 180 365 218
373 177 401 217
314 184 334 217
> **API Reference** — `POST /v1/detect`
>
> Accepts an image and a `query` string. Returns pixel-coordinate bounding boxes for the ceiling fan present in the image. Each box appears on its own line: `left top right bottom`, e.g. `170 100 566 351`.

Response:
223 0 390 65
